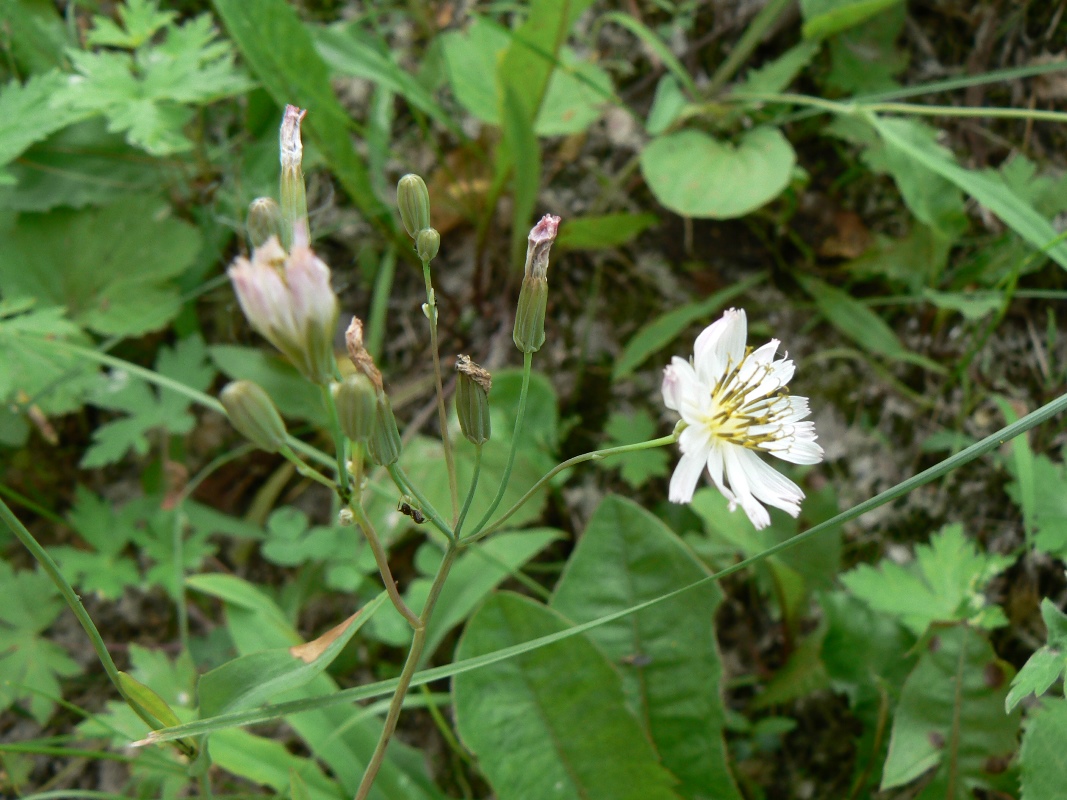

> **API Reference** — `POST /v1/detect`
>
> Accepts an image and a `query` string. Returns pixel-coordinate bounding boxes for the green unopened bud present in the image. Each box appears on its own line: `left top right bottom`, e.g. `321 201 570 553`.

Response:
416 227 440 262
280 105 309 249
332 373 376 442
512 214 560 353
367 394 402 466
513 277 548 353
220 381 288 452
397 174 431 239
455 355 492 445
247 197 282 249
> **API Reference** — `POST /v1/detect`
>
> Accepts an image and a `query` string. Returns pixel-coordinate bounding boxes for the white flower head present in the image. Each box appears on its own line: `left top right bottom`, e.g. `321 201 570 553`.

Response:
662 308 823 529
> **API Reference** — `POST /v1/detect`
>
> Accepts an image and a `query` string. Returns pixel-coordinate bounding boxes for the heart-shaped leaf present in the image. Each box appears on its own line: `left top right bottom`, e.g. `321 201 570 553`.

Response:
640 126 795 219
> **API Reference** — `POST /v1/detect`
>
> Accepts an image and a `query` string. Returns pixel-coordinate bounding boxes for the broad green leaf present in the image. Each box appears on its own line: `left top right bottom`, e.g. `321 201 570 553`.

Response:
501 82 542 266
189 573 443 800
612 272 765 380
801 0 904 40
0 71 90 183
795 273 947 372
1006 599 1067 712
755 629 828 708
211 728 341 800
845 223 952 291
440 17 508 124
841 524 1012 636
556 213 659 251
198 594 385 718
0 119 169 212
0 0 72 74
454 592 683 800
640 127 795 219
881 624 1018 797
551 495 742 799
1020 697 1067 799
870 114 1067 271
212 0 395 237
424 529 562 658
0 196 200 336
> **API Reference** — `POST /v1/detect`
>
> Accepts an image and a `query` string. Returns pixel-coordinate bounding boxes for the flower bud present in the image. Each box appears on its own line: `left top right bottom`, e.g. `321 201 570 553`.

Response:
220 381 288 452
332 373 376 442
397 174 431 239
279 105 308 250
367 394 402 466
415 227 440 262
455 355 492 445
228 240 339 386
512 215 560 354
247 197 282 249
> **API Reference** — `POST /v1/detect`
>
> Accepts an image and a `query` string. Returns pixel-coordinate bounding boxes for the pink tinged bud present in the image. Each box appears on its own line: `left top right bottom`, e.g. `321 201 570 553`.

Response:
662 366 682 411
228 237 340 385
524 214 560 280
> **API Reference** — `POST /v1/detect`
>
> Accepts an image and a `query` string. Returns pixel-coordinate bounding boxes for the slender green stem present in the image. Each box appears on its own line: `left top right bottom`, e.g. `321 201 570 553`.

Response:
387 463 454 540
350 504 421 629
24 334 335 469
463 431 679 545
321 384 351 502
453 445 483 539
171 509 189 653
0 483 66 526
422 260 460 521
726 90 1067 124
279 447 339 492
354 543 460 800
366 247 396 361
469 351 533 535
0 498 193 756
706 0 793 96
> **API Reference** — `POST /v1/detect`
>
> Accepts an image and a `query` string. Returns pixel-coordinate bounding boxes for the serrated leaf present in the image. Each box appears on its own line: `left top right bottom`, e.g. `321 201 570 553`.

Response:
81 336 214 467
640 127 795 219
85 0 176 49
841 523 1012 636
0 301 98 415
881 624 1018 797
56 11 253 155
551 495 742 799
1020 697 1067 799
454 592 683 800
0 70 90 183
1006 599 1067 712
800 0 904 39
0 561 83 723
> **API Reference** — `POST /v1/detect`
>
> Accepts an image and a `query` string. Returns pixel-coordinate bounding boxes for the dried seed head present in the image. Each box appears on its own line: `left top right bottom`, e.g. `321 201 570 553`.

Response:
345 317 384 392
279 105 308 250
455 355 492 445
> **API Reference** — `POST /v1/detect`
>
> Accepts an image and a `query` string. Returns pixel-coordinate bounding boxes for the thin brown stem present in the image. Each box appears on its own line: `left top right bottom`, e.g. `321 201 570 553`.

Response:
350 504 420 629
354 543 460 800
